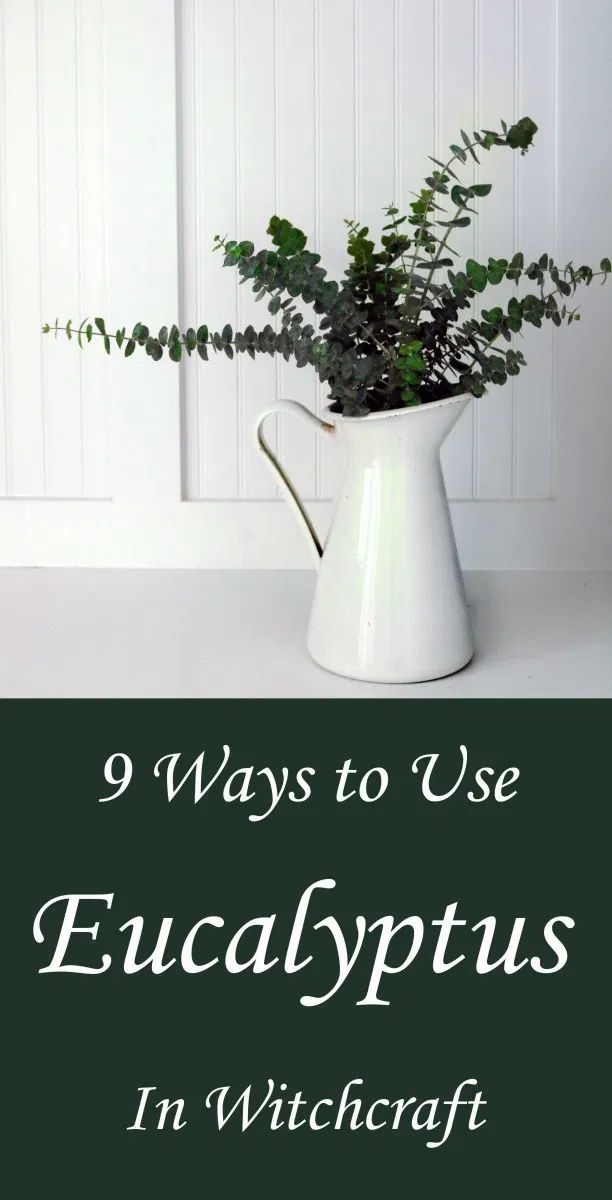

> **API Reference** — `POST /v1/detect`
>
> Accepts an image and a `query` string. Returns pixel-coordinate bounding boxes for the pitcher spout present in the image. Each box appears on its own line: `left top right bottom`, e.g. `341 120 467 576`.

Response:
331 393 471 462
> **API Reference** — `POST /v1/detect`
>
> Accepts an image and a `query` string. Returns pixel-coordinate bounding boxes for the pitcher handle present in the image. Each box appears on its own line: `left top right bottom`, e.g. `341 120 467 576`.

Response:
253 399 335 570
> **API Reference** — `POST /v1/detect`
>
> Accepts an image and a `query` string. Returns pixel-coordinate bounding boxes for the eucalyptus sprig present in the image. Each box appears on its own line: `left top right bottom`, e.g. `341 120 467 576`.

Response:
44 116 611 416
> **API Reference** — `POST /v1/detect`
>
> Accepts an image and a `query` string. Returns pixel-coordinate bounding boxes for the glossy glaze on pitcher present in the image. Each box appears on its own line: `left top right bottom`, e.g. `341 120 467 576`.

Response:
254 395 473 683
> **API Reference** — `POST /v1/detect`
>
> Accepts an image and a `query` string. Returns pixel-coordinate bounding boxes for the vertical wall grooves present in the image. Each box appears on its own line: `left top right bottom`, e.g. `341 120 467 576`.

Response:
34 0 47 494
550 0 560 500
0 0 111 499
353 0 360 219
393 0 400 206
100 0 110 366
173 0 190 500
0 0 10 493
433 0 439 170
74 0 85 495
192 0 202 497
233 0 243 498
511 0 520 498
100 0 111 498
313 0 322 497
172 0 184 495
273 0 281 469
472 0 480 499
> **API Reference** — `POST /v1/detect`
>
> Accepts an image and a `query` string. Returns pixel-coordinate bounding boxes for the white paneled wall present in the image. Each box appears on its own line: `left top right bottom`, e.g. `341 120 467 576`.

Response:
0 0 611 568
180 0 558 502
0 0 110 498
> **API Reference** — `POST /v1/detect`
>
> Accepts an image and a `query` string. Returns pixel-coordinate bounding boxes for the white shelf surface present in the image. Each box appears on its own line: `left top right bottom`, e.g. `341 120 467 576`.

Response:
0 569 610 698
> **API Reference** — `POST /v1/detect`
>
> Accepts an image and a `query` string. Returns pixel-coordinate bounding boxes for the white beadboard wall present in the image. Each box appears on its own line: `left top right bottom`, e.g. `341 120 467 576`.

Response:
0 0 611 568
0 0 110 498
180 0 557 503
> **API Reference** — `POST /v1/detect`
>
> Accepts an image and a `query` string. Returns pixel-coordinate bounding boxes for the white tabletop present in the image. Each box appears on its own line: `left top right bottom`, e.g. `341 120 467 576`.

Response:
0 568 610 698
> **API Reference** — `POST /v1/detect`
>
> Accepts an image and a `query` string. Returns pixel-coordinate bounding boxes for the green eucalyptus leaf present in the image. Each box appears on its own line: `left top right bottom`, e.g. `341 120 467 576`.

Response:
487 258 508 284
450 183 469 206
449 144 467 164
402 387 421 406
267 215 307 256
505 116 538 151
481 306 503 325
466 259 488 292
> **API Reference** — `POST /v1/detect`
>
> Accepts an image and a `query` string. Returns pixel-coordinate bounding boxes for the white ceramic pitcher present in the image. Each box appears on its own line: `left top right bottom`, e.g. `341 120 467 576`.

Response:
254 394 473 683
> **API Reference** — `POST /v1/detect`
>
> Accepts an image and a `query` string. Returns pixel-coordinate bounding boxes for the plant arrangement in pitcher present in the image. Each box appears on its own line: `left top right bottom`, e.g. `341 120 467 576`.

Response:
45 116 610 417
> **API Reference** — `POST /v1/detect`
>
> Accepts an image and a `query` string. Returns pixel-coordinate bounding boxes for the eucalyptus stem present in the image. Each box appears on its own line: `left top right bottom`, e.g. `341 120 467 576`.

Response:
43 114 610 415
